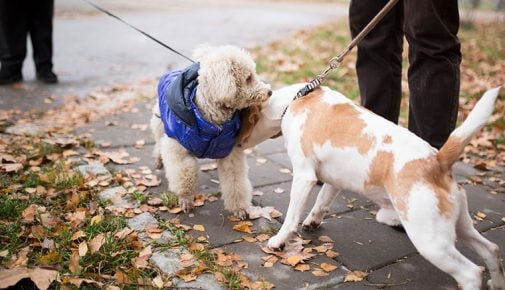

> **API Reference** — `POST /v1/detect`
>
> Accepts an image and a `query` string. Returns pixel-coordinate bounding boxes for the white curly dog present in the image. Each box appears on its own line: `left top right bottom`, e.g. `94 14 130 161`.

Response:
150 45 271 219
238 84 504 290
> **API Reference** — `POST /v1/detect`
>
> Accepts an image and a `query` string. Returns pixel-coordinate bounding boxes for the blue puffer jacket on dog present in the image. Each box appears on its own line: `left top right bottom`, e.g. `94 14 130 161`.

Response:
157 63 241 159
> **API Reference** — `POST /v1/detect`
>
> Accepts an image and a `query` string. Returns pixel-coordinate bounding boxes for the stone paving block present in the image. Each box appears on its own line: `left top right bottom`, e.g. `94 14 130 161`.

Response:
150 248 187 274
453 161 477 181
464 184 505 231
74 109 153 147
77 162 110 176
253 181 373 223
365 254 458 289
221 241 347 290
158 200 282 247
128 212 159 231
301 210 417 271
99 186 139 208
172 273 224 290
205 156 293 188
263 152 292 169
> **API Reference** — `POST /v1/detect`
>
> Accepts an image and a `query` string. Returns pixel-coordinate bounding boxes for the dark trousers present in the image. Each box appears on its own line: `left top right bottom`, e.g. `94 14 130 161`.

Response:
349 0 461 149
0 0 54 74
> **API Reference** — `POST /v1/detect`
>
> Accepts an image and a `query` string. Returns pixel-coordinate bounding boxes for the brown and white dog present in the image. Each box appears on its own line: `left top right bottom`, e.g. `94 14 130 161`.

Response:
237 84 504 290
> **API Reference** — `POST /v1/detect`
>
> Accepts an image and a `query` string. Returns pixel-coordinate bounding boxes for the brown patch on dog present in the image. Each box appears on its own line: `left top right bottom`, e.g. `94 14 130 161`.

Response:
437 136 464 172
391 157 453 220
290 87 323 116
290 91 376 156
382 135 392 144
364 151 395 190
236 103 262 145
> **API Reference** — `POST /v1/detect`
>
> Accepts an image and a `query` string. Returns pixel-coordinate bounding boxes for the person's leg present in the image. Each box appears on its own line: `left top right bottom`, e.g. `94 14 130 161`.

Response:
404 0 461 149
0 0 28 83
28 0 57 82
349 0 404 124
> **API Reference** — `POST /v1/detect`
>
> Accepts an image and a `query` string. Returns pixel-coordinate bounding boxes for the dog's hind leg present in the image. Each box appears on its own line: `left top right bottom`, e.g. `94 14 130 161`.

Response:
398 184 483 290
455 187 505 290
217 147 252 220
268 166 317 250
161 136 197 213
302 183 341 231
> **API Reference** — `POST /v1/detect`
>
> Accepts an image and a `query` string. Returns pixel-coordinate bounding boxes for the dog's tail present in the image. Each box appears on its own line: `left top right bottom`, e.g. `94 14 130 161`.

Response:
437 87 501 172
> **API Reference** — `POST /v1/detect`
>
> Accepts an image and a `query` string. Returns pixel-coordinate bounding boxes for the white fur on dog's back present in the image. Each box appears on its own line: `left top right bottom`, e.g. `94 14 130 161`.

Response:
437 87 501 171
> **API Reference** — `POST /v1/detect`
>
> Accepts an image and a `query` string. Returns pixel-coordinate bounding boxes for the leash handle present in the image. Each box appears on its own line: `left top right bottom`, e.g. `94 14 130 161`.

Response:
81 0 195 64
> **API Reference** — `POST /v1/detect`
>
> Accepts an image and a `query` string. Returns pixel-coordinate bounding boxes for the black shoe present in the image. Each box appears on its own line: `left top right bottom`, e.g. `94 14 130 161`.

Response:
36 70 58 84
0 69 22 85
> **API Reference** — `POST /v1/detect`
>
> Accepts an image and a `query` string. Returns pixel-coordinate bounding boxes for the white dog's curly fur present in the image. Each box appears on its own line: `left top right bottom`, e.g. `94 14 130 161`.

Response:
150 45 271 219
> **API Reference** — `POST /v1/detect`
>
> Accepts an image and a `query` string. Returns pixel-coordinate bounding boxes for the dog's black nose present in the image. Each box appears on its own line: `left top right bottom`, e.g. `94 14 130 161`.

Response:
268 90 272 96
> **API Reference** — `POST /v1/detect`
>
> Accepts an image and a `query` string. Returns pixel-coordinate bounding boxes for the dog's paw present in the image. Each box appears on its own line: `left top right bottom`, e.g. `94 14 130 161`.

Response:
234 208 249 220
302 220 321 232
179 197 194 213
267 235 286 251
154 157 163 169
376 207 401 226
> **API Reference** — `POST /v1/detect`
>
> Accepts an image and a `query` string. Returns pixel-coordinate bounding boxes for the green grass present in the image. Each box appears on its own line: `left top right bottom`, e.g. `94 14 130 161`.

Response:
161 192 179 208
129 192 148 204
0 194 29 220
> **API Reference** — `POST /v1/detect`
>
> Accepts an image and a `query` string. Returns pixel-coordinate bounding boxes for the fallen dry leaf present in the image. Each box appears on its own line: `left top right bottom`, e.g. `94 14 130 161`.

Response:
193 224 205 232
294 264 311 272
79 241 88 257
326 250 340 258
312 269 329 277
320 262 338 272
89 233 105 253
284 255 302 266
344 270 368 282
69 250 81 274
233 221 253 234
0 268 59 290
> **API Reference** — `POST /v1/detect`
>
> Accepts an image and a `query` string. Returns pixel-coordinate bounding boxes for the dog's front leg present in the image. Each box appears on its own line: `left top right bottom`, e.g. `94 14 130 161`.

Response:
162 137 197 212
268 172 316 250
217 147 252 220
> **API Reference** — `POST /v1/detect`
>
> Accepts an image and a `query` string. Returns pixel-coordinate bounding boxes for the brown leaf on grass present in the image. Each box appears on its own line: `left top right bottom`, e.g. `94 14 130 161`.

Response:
79 241 88 257
0 163 23 172
146 228 163 240
344 270 368 282
147 197 163 206
22 204 40 223
67 211 86 228
69 250 81 274
38 252 60 266
89 233 105 253
133 246 152 269
71 230 86 240
0 268 59 290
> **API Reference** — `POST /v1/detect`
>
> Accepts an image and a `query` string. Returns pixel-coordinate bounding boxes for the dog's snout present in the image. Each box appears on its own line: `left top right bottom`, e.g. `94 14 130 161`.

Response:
268 90 273 97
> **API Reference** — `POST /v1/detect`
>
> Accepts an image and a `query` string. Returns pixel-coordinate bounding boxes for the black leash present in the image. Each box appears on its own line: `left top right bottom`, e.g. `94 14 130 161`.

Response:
81 0 195 64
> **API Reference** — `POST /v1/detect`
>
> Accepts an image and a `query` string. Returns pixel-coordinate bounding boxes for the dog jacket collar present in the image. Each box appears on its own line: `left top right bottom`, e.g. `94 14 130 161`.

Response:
158 63 241 159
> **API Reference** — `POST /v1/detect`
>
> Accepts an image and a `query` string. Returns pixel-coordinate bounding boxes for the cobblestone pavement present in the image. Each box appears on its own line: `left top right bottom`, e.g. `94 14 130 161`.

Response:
1 1 504 289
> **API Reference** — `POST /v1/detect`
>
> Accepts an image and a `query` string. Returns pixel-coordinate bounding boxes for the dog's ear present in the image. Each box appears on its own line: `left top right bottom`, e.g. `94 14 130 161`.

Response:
237 104 262 145
199 59 238 104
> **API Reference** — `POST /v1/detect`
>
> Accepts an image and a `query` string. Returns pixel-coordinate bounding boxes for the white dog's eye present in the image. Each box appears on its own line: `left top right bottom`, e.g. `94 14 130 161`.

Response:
246 75 253 83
